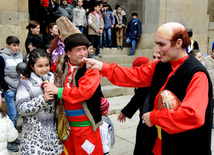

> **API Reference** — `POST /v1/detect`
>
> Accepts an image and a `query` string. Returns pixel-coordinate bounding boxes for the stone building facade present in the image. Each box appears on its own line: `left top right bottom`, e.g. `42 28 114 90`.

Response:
0 0 214 56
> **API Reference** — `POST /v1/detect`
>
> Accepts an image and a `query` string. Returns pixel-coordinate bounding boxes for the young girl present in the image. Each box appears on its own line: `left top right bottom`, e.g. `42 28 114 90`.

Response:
15 49 63 154
0 91 19 154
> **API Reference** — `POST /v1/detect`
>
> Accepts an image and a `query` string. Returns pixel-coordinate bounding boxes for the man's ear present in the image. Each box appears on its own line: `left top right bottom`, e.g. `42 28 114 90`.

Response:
6 44 9 48
176 38 183 48
66 50 71 58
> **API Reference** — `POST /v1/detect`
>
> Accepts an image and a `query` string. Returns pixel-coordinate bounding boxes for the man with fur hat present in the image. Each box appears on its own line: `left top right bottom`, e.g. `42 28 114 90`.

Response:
44 17 104 154
83 22 213 155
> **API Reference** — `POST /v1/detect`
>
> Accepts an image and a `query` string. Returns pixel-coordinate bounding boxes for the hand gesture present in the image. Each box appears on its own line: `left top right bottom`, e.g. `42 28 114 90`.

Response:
99 29 103 34
142 112 153 127
43 81 59 95
117 112 126 122
82 58 103 71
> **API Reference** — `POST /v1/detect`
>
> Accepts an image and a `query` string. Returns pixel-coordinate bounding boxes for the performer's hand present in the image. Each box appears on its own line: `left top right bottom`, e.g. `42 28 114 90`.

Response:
142 112 153 127
43 81 59 95
82 58 103 71
44 90 54 102
117 112 126 123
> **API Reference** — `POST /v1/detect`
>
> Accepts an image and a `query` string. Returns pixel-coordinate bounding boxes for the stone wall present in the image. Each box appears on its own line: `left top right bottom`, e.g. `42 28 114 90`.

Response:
0 0 28 56
109 0 210 55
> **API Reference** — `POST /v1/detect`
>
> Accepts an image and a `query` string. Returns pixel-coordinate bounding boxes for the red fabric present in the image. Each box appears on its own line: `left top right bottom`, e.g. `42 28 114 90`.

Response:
101 55 209 155
100 97 109 115
41 0 49 6
61 62 102 154
67 0 72 4
62 68 101 104
62 127 103 155
132 56 152 67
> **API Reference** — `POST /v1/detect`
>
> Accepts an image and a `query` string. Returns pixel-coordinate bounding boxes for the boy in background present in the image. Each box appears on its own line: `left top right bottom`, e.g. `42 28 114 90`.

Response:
114 5 127 49
102 3 115 48
88 1 104 58
87 43 96 59
0 36 23 152
126 11 142 56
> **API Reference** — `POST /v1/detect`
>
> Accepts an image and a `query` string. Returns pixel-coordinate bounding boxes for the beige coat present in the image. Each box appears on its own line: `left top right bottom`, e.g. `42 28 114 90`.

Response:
88 11 104 36
202 55 214 98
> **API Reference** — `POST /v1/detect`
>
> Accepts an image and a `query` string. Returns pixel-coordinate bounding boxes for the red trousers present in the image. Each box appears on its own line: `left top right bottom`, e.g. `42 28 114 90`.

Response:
62 126 103 155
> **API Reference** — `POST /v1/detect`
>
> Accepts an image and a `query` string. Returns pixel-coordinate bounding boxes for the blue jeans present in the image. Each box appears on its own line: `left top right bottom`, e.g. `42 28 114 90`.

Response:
103 28 112 46
4 89 18 127
126 38 137 55
76 26 84 34
100 34 103 46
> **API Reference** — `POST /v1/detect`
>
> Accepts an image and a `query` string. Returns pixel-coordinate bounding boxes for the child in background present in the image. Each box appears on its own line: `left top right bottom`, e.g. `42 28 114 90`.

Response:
100 97 115 155
72 0 87 33
0 36 23 152
15 49 63 154
88 1 104 58
87 43 97 59
190 49 202 62
102 3 115 48
0 93 19 154
114 5 127 49
126 11 142 56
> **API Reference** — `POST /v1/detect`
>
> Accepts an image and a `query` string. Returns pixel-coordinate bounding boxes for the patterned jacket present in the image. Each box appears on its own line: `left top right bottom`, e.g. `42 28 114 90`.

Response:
16 72 63 154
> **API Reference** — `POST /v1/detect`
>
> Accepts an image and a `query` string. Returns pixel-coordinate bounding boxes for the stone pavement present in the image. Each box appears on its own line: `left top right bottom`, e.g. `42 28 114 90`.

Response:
10 95 214 155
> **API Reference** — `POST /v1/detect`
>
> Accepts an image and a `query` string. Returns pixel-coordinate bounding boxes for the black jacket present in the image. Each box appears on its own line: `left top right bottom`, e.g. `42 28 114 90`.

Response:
150 55 213 155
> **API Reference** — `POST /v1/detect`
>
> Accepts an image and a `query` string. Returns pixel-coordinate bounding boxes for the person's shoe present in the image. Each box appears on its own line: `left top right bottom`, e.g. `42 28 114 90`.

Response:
104 45 108 48
128 53 133 56
117 46 120 49
120 46 123 49
14 139 20 145
7 142 19 152
97 54 102 58
100 45 104 49
108 45 112 49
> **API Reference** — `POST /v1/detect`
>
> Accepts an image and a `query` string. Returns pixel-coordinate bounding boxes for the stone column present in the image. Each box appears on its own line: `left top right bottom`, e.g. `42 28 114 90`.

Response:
138 0 209 56
0 0 29 56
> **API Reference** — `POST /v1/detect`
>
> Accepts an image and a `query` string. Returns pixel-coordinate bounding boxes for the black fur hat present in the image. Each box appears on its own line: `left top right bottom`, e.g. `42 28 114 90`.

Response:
64 33 90 52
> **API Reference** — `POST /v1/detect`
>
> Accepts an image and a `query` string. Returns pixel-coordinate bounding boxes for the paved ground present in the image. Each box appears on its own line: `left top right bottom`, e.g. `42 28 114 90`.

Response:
10 95 214 155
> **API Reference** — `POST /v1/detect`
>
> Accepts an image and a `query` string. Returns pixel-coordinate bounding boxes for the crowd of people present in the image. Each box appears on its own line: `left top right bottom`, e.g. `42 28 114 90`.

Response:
0 0 213 155
25 0 143 57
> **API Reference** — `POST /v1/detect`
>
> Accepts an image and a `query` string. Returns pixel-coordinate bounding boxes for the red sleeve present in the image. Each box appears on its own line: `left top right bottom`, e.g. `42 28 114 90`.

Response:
101 62 158 88
62 69 101 103
150 71 209 134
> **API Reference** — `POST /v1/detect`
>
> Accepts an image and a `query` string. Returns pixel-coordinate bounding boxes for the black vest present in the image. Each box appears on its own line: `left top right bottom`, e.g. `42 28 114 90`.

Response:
150 55 213 155
75 64 103 127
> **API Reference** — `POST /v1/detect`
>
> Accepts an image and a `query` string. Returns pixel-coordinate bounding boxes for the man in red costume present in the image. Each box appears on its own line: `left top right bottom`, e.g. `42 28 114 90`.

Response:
44 19 104 154
83 22 213 155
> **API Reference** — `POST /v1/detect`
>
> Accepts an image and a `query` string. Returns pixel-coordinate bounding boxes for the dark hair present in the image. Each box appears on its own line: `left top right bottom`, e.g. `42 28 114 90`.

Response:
190 49 200 57
49 35 60 55
23 48 51 78
115 5 121 10
6 36 20 45
94 1 100 8
0 110 6 118
186 28 193 37
26 21 40 32
170 28 191 49
46 23 56 34
60 0 68 5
